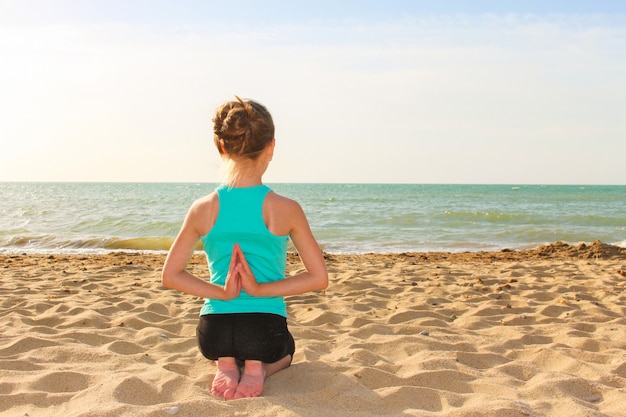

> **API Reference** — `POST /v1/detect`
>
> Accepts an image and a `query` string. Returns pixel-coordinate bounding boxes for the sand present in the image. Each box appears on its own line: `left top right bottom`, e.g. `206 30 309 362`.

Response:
1 241 625 417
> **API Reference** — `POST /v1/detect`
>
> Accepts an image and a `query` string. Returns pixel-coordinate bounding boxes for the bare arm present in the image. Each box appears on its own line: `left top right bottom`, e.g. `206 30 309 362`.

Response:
162 198 241 300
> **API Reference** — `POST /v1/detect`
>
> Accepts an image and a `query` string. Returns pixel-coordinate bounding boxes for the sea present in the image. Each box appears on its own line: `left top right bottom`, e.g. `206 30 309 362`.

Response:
1 182 624 255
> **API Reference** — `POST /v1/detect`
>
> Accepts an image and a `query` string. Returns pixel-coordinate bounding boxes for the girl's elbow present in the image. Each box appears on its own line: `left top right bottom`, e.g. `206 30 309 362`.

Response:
161 268 175 288
316 272 329 291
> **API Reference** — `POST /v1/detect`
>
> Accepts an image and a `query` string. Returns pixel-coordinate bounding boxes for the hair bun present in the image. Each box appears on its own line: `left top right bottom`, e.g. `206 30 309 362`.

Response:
212 97 275 159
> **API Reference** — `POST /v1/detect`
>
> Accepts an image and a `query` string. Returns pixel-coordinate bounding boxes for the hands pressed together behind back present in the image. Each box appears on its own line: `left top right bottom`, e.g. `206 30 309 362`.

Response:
223 243 261 299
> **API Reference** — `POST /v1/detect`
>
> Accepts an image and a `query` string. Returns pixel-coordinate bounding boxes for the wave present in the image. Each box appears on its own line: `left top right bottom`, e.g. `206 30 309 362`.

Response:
103 237 177 251
1 183 624 255
0 235 185 254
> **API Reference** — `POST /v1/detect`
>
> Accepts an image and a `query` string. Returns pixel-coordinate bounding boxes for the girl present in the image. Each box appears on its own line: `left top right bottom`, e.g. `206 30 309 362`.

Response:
162 97 328 400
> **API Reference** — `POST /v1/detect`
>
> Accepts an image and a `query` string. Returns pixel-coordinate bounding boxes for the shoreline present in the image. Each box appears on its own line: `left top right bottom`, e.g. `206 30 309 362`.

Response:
1 240 625 416
2 240 625 264
2 238 625 258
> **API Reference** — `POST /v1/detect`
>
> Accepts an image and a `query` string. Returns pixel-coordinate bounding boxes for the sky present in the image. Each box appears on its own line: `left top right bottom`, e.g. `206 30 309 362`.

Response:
1 1 625 184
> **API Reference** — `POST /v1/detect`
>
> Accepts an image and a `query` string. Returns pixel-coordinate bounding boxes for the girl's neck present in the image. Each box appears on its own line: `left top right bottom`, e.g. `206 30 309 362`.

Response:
222 154 269 188
226 175 263 188
223 162 264 188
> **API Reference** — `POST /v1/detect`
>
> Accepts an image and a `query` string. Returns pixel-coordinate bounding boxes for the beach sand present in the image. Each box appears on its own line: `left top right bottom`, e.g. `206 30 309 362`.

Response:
1 241 625 417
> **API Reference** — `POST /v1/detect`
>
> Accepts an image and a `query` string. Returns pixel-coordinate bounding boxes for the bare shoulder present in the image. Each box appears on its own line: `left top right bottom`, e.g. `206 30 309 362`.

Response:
189 191 218 213
194 191 219 207
265 191 304 215
264 191 307 235
188 191 220 235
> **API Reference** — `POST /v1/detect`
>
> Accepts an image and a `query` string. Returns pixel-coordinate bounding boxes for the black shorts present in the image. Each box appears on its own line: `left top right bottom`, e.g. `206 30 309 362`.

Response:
197 313 295 365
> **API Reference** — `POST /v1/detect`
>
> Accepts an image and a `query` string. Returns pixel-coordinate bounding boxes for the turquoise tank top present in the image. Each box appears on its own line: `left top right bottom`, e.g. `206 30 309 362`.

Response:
199 185 289 317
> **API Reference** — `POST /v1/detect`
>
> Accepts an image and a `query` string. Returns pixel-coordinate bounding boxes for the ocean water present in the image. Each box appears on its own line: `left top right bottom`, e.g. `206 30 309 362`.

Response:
1 182 624 254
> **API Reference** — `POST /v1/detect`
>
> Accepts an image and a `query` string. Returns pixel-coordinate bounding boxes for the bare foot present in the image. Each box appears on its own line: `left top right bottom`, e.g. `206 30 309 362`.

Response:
211 357 240 399
233 355 292 399
234 360 265 399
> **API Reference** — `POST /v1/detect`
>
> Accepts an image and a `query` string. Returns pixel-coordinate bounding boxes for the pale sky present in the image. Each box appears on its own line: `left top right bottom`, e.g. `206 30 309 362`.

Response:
1 0 625 184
